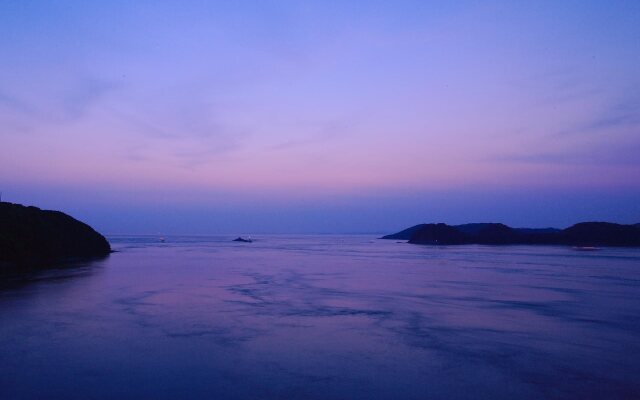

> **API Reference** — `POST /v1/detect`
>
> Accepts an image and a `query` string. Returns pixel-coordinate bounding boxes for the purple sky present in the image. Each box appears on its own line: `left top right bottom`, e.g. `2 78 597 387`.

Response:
1 1 639 234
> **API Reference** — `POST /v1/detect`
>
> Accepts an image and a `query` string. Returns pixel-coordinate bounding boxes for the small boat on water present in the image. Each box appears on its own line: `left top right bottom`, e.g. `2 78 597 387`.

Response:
233 237 253 243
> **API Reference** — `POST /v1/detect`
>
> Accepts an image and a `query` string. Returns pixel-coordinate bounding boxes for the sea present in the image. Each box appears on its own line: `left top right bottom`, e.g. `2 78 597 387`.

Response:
1 235 639 399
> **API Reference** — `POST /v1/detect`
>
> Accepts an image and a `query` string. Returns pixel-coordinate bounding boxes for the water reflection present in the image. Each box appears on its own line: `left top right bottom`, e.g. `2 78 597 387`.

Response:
0 258 106 292
1 235 639 399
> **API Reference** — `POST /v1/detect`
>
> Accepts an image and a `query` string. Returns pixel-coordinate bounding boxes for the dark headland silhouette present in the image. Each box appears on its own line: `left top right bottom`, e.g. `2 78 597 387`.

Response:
0 202 111 271
383 222 640 247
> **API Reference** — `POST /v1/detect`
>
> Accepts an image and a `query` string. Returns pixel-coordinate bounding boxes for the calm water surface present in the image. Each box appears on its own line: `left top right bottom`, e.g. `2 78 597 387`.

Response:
1 235 639 399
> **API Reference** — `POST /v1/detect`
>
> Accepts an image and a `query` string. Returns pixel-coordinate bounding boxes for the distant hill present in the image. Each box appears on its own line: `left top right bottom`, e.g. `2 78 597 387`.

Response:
561 222 640 247
381 224 428 240
382 222 640 247
0 202 111 270
406 223 468 244
383 223 560 241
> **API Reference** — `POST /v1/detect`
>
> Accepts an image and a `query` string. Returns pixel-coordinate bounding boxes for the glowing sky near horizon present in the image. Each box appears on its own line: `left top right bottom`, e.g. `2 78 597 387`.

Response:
1 1 639 233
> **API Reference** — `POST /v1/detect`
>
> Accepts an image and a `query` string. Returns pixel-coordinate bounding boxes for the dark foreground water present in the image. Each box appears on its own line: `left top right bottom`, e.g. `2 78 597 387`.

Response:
1 235 640 400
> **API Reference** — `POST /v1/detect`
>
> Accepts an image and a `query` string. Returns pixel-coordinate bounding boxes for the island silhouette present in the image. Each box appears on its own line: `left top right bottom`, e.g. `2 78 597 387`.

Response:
383 222 640 247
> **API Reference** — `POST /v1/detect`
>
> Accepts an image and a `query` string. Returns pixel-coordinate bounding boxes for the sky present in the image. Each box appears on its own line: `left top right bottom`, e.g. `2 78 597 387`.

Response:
1 1 639 234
